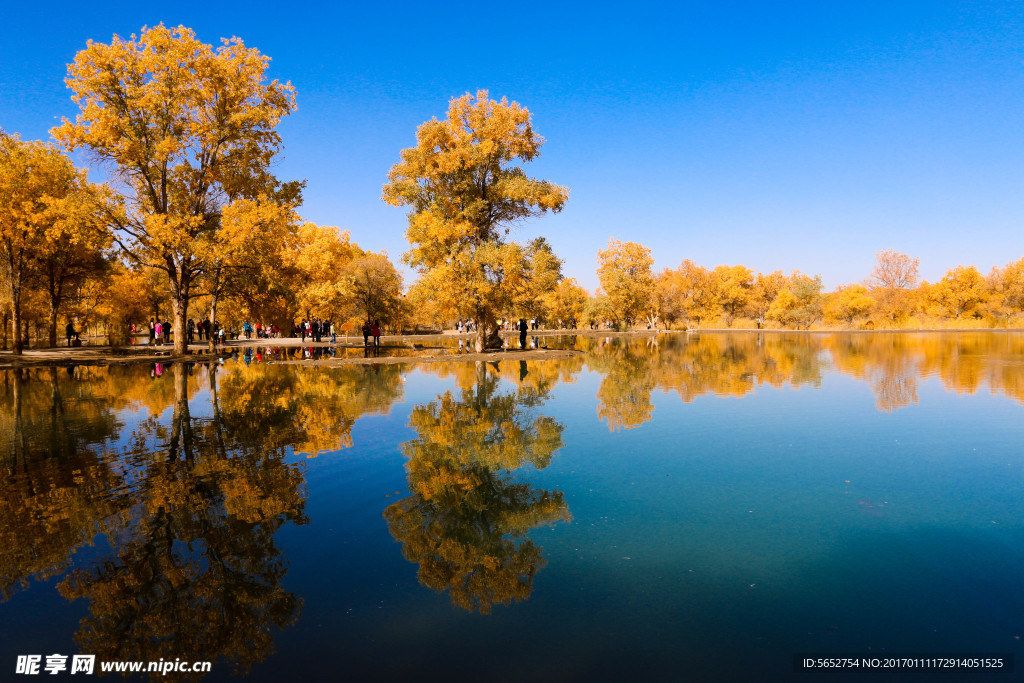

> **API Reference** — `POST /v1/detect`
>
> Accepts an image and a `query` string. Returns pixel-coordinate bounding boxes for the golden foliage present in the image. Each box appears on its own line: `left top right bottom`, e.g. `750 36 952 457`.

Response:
53 24 297 353
596 239 654 326
383 90 568 347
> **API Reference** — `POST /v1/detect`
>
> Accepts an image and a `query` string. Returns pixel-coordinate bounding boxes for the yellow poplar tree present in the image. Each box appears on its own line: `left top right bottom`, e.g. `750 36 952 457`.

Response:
344 251 403 329
53 24 297 354
991 257 1024 322
870 248 919 323
383 90 568 351
823 284 875 325
930 265 989 320
1 134 110 353
711 264 753 326
543 278 588 328
283 222 360 322
596 239 654 328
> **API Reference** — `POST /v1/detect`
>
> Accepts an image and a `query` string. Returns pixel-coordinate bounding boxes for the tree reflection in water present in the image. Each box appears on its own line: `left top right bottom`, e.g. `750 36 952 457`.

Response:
2 332 1024 665
54 362 309 675
385 361 571 614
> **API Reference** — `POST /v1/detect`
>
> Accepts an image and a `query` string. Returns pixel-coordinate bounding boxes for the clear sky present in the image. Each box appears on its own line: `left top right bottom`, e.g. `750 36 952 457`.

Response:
2 0 1023 291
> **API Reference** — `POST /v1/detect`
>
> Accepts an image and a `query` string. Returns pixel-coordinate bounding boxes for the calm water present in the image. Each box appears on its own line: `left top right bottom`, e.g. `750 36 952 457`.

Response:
2 332 1023 681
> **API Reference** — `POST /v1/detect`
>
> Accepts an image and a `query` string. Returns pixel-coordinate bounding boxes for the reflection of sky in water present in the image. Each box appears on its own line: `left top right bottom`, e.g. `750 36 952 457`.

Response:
1 332 1023 681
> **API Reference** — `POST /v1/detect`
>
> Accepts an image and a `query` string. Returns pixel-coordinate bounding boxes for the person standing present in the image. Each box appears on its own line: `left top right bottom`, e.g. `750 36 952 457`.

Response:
187 319 195 345
163 320 171 345
66 322 75 347
154 320 162 345
519 318 528 349
362 320 371 347
149 319 155 345
372 320 381 348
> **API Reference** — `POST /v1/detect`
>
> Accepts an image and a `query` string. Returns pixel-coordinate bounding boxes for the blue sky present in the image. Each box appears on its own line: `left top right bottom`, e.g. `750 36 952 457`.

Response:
2 1 1023 291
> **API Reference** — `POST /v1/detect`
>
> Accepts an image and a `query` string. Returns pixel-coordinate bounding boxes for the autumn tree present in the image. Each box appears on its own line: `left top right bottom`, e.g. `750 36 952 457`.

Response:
345 251 403 328
54 24 297 354
280 222 359 323
711 264 753 326
582 292 615 328
383 90 568 351
823 284 875 325
544 277 588 327
673 260 717 328
516 237 564 323
596 239 655 328
929 265 989 319
1 134 108 352
989 257 1024 322
870 249 919 323
27 164 112 347
768 273 824 329
749 270 787 326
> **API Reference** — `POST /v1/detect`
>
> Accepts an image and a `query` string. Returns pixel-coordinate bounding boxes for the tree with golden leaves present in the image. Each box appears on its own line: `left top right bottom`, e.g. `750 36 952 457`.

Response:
870 248 919 323
544 277 588 328
53 24 297 354
749 270 787 327
710 264 753 326
929 265 989 319
513 236 564 324
344 251 403 329
383 90 568 351
0 133 110 353
767 273 824 329
823 284 875 325
596 239 655 328
987 257 1024 322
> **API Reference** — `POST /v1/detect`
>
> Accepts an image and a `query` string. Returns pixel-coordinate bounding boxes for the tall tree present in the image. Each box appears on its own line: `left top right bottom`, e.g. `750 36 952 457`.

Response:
517 237 564 322
345 251 403 328
768 273 824 329
711 264 753 326
53 24 297 353
1 134 108 353
930 265 988 319
383 90 568 352
596 239 654 328
823 284 875 325
871 249 920 323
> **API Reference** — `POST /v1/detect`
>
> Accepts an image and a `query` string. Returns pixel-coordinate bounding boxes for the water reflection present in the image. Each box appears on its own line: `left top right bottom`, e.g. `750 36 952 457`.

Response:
2 332 1024 670
215 359 406 455
581 332 1024 427
384 362 571 614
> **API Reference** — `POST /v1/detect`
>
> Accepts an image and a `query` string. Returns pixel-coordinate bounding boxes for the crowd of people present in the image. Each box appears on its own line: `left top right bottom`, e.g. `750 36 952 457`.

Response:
294 318 336 343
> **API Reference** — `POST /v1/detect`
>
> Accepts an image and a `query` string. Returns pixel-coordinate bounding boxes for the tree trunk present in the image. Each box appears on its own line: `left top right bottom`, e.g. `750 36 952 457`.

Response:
11 275 23 355
48 301 59 348
173 295 188 355
169 362 194 462
46 266 62 348
208 290 219 353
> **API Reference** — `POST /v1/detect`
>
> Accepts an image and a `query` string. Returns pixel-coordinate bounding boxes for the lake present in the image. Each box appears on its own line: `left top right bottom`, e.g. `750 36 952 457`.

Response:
2 332 1023 681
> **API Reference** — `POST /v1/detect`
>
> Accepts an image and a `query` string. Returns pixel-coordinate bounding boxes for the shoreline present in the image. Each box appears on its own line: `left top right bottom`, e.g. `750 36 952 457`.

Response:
1 327 1022 369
